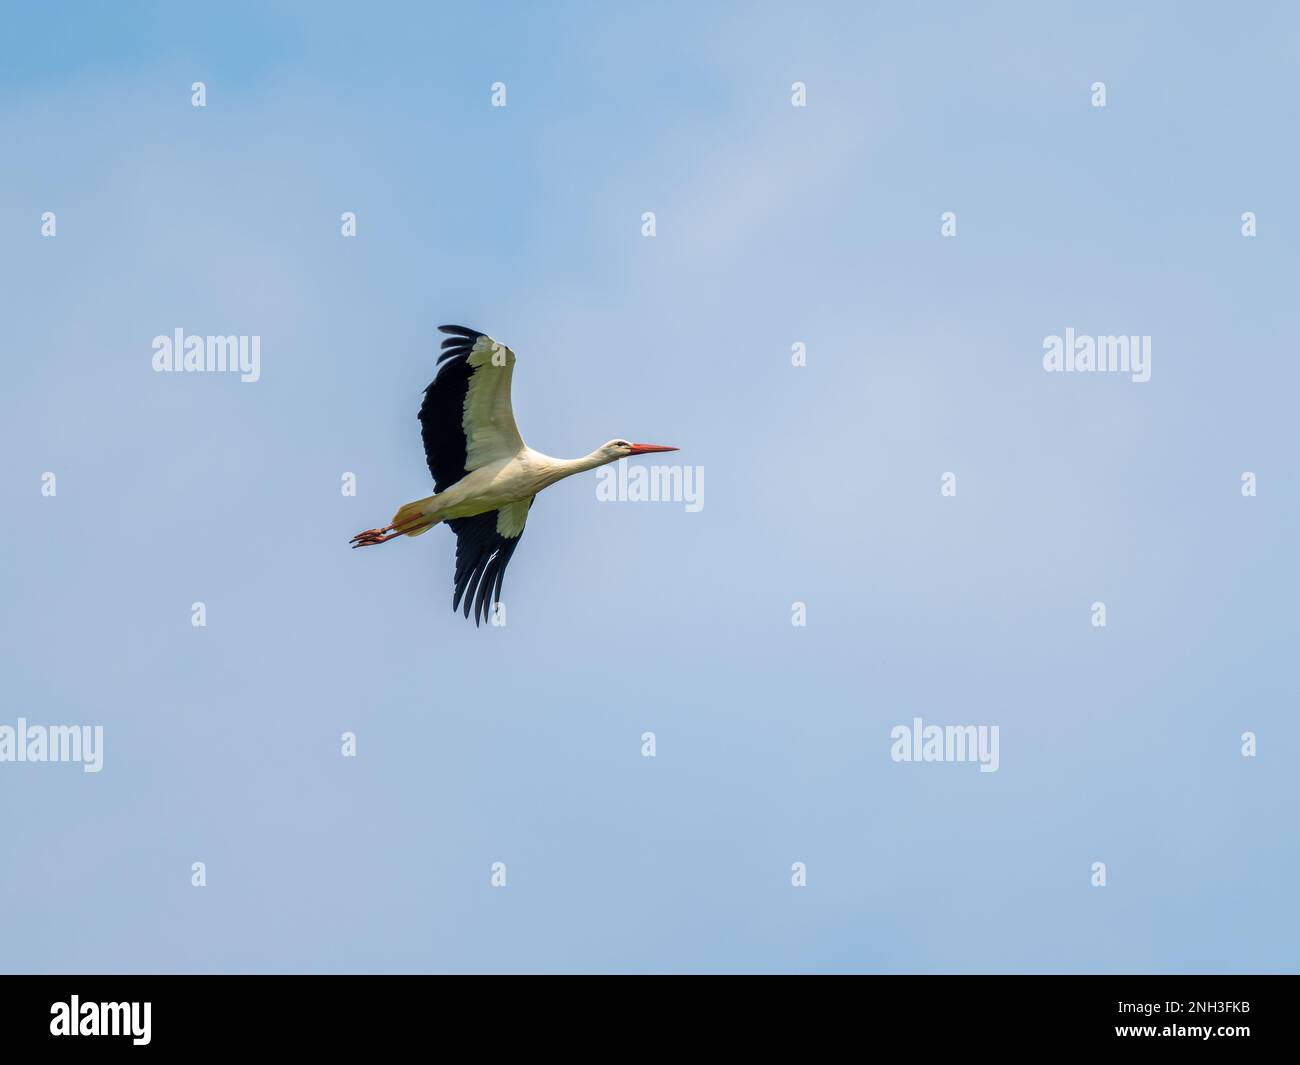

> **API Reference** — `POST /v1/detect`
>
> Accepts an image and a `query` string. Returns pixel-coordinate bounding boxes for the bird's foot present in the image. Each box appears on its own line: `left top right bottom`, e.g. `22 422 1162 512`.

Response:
350 525 402 548
350 513 433 547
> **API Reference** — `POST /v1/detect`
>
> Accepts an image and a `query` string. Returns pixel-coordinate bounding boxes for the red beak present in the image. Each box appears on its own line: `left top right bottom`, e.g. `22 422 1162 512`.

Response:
627 443 679 455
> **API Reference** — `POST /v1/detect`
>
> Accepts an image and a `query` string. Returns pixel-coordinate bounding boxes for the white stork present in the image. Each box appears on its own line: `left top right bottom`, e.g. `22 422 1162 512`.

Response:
351 325 677 624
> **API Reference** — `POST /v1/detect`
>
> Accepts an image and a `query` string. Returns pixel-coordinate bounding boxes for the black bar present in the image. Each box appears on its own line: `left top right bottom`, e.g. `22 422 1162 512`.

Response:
0 974 1289 1051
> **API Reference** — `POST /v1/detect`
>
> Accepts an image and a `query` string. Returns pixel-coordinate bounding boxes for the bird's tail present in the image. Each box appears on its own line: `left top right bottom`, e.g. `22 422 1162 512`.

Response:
350 495 439 547
391 496 438 537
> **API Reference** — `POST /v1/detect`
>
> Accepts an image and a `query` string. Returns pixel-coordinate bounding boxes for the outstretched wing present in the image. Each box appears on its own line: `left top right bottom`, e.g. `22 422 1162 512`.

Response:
419 325 525 493
448 498 533 626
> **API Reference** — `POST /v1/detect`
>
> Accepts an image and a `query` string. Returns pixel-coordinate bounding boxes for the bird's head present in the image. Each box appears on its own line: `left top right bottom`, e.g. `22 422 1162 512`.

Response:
600 439 679 461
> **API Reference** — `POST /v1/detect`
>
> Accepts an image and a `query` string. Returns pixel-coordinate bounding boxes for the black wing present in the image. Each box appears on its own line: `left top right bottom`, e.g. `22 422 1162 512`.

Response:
448 499 533 626
419 323 523 492
419 325 485 493
420 326 532 624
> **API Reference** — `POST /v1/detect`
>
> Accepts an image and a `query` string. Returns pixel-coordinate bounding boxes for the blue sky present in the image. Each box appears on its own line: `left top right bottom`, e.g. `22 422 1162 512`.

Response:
1 1 1296 973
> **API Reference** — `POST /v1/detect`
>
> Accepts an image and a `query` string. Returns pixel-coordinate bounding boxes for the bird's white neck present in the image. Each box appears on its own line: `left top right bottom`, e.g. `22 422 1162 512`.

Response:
522 447 618 494
541 448 616 481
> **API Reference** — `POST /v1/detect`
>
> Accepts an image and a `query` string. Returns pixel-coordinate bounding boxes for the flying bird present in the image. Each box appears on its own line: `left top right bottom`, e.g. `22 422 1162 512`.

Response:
351 325 678 624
